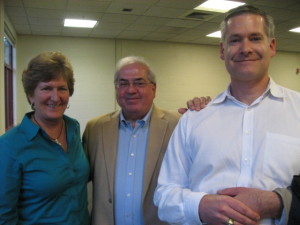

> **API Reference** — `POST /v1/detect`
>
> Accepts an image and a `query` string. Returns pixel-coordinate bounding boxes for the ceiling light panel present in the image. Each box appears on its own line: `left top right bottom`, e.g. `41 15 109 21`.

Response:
206 31 221 38
289 27 300 33
64 19 97 28
194 0 245 13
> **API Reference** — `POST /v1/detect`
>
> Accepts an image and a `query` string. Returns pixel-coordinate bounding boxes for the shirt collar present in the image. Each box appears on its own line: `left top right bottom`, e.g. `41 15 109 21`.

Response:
120 105 153 128
21 111 77 143
20 112 40 141
211 77 284 105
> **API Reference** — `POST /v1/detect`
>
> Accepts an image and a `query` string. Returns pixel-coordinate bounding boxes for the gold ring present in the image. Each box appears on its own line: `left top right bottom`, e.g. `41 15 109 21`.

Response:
228 218 234 225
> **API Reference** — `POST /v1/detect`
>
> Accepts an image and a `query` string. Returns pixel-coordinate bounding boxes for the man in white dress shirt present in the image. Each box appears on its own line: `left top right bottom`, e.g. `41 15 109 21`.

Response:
154 5 300 225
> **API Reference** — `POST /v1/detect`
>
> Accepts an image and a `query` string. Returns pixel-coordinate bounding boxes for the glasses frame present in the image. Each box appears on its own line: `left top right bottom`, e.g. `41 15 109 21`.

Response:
115 79 154 89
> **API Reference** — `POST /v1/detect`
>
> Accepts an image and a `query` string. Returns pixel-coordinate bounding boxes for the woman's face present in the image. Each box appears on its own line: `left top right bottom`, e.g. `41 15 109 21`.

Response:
29 76 70 122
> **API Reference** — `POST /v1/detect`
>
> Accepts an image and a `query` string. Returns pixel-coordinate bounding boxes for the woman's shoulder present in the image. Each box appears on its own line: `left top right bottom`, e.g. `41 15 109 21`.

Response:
63 114 80 126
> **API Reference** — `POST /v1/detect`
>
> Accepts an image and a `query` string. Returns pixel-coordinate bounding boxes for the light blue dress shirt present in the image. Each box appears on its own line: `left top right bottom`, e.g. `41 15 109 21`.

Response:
114 107 153 225
0 112 90 225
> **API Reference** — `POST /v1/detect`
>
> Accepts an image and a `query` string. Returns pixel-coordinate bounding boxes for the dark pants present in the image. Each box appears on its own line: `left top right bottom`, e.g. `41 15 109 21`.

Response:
288 175 300 225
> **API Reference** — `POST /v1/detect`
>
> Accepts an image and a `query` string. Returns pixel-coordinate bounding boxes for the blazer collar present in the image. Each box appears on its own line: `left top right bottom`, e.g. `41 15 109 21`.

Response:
102 110 120 196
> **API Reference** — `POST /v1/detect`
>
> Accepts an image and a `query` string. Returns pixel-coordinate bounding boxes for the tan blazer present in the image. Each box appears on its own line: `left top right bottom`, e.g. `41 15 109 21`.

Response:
83 106 180 225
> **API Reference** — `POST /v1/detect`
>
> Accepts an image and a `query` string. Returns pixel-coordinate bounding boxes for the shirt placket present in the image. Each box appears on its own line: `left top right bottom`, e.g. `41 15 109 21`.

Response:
237 107 254 186
124 125 140 224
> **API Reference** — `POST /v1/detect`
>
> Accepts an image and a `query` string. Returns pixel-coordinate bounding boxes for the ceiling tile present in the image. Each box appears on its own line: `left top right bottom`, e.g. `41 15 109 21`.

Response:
5 6 27 17
94 22 129 31
117 30 149 39
126 23 159 32
4 0 23 7
67 0 111 12
145 6 188 18
28 17 62 26
3 0 300 52
155 26 188 34
26 8 65 18
106 2 149 15
101 13 138 23
134 16 172 26
166 18 202 28
23 0 68 9
154 0 204 9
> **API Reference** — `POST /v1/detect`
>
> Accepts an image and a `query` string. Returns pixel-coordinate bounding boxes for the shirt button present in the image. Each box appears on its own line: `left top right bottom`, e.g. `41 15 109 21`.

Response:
128 172 132 176
130 153 135 157
132 135 136 138
127 193 131 197
244 158 250 165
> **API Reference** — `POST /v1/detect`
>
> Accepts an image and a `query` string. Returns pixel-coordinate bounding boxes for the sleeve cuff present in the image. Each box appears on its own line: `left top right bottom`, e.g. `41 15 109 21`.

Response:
183 191 207 225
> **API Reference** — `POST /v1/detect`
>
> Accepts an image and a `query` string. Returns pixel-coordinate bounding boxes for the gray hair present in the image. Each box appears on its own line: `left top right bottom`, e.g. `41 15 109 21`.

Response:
220 5 275 42
114 56 156 84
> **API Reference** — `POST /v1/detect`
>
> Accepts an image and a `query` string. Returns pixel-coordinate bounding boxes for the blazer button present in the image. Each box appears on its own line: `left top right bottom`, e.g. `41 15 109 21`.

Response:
108 198 112 203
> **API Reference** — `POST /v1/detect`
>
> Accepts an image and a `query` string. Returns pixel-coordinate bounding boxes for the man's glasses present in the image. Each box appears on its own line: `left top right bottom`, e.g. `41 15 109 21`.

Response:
115 80 153 89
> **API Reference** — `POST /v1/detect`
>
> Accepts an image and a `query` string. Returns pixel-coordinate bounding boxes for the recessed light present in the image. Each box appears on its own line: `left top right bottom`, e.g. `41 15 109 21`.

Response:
64 19 97 28
289 27 300 33
206 31 221 38
122 8 133 12
194 0 245 13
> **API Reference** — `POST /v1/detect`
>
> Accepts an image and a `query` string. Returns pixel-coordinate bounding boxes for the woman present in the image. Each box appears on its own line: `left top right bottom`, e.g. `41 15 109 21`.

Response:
0 52 90 224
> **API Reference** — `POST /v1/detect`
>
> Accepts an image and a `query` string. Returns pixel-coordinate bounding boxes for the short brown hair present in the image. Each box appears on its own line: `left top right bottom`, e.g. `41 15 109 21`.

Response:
22 52 75 102
220 5 275 41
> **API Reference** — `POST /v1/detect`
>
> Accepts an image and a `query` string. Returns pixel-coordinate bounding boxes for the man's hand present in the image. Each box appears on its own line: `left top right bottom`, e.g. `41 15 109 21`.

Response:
218 187 283 219
199 194 260 225
178 96 211 114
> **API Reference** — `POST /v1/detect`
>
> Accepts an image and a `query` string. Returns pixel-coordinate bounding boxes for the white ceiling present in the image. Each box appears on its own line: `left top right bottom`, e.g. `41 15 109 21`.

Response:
4 0 300 53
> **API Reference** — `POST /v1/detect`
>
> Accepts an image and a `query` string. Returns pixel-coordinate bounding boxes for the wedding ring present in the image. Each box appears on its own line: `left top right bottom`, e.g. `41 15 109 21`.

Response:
228 218 234 225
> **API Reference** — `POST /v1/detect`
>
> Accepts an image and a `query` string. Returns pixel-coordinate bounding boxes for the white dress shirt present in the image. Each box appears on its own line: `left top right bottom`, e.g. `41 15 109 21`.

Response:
154 79 300 225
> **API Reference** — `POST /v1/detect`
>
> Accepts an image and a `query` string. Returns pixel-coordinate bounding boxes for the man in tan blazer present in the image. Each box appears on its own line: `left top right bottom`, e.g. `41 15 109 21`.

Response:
83 56 182 225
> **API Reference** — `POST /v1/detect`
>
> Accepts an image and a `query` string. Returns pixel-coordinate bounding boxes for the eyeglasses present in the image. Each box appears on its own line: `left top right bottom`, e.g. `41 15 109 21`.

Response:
115 80 153 89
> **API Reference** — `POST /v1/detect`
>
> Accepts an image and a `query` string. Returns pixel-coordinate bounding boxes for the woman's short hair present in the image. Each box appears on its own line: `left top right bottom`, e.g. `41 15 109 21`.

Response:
114 56 156 84
22 52 75 101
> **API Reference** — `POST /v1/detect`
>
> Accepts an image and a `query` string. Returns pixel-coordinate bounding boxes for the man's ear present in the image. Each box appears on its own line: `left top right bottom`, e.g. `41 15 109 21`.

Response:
220 42 225 60
270 38 276 57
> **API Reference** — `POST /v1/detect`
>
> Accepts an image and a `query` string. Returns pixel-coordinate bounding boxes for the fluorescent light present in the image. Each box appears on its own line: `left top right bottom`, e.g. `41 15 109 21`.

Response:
194 0 245 13
64 19 97 28
207 31 221 38
289 27 300 33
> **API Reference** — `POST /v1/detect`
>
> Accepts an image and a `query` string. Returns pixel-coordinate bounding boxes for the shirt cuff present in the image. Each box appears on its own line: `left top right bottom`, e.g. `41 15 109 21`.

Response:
275 208 286 225
183 191 207 225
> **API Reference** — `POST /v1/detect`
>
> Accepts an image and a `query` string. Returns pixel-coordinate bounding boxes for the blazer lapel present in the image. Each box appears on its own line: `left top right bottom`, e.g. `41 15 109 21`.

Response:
143 107 168 200
102 111 120 197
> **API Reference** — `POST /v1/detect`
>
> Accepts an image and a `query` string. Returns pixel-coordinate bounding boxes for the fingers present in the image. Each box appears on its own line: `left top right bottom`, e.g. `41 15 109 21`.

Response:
199 194 260 225
218 187 241 196
178 108 188 114
186 96 211 111
227 198 260 225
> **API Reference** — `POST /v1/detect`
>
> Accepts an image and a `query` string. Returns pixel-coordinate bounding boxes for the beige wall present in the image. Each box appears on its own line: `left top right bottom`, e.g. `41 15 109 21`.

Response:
4 34 300 135
17 35 116 133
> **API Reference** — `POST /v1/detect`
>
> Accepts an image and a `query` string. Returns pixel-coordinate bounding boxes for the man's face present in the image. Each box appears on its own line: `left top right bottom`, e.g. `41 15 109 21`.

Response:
220 14 276 83
115 62 156 121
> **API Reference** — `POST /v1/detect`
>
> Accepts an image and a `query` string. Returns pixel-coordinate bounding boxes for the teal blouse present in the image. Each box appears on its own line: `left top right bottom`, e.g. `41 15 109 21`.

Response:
0 112 90 225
